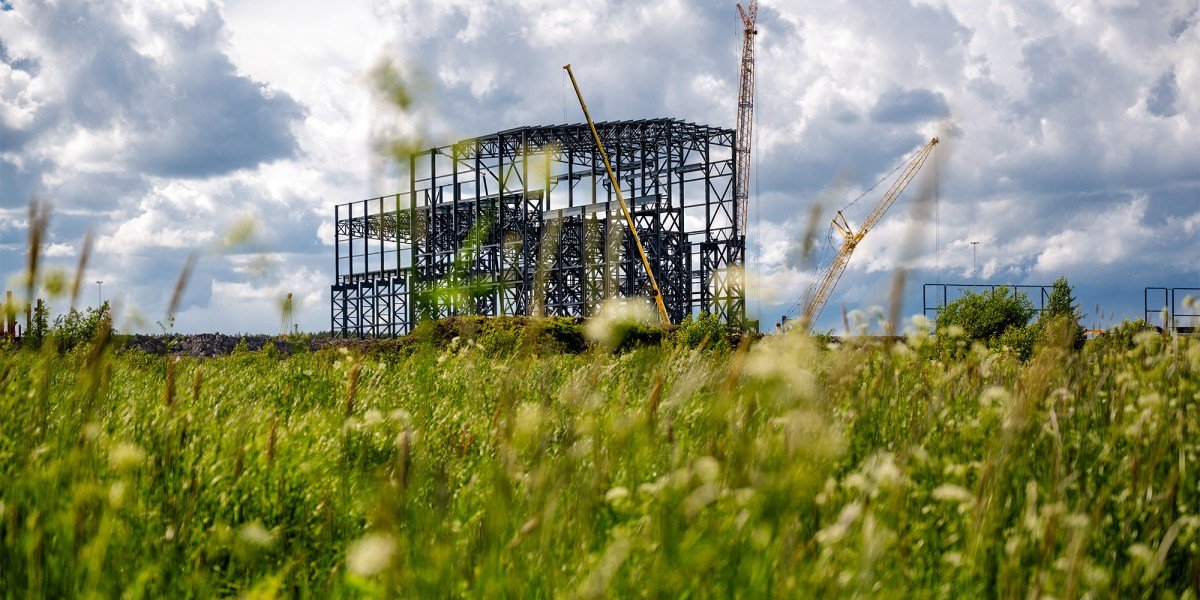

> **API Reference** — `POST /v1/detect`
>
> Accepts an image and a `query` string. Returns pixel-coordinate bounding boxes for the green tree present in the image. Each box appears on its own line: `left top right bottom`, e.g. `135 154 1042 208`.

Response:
935 287 1035 344
27 299 50 348
1039 276 1086 349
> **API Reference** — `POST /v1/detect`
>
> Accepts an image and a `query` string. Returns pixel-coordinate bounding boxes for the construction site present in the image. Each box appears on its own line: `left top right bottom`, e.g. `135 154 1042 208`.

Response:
330 119 744 337
324 1 1195 339
329 4 762 339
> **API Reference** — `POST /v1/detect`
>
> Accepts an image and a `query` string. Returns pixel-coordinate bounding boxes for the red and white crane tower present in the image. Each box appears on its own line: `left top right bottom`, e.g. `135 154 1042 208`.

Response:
735 0 759 243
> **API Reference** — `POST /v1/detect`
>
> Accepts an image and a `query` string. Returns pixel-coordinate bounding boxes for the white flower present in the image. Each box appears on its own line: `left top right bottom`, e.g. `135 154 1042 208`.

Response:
585 298 656 347
238 522 275 548
693 456 720 484
109 442 145 472
511 402 546 451
931 484 974 504
815 501 863 545
347 534 396 577
980 386 1011 407
604 486 630 506
363 409 383 425
108 481 127 507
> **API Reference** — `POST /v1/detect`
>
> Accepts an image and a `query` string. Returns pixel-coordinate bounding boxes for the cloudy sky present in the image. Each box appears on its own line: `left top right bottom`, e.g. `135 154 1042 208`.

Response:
2 0 1197 334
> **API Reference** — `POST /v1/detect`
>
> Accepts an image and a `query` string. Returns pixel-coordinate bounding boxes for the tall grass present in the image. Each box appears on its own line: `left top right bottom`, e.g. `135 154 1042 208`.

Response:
0 325 1196 597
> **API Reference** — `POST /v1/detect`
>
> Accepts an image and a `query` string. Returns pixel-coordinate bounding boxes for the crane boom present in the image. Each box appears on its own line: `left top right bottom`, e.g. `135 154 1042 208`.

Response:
562 64 672 326
793 137 939 329
734 1 758 241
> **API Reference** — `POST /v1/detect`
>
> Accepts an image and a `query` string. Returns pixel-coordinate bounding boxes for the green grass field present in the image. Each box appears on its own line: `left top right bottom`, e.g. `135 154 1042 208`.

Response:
1 324 1197 597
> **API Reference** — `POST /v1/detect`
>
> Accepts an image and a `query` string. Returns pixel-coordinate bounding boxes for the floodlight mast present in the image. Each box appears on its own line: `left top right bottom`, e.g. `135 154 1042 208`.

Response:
562 63 672 326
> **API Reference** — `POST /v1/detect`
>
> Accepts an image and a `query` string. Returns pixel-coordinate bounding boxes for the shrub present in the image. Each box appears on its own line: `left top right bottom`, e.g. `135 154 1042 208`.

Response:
48 301 113 352
995 321 1038 360
935 287 1035 344
516 318 584 355
1089 318 1157 353
676 312 731 351
608 322 667 353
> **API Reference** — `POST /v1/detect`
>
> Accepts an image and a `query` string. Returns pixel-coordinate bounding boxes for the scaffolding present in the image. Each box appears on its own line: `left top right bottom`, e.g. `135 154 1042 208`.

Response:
331 119 744 337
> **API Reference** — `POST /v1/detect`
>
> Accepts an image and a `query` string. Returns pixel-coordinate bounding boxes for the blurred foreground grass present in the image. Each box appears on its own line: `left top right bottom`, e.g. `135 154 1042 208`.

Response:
1 324 1197 597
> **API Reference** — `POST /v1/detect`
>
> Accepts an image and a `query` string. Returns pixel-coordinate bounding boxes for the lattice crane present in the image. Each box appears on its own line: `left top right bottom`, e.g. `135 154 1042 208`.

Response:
735 0 758 240
789 137 939 329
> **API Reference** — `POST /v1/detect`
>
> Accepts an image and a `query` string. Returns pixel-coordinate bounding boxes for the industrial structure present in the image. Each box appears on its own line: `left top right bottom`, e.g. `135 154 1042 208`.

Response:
1144 286 1199 334
330 119 744 337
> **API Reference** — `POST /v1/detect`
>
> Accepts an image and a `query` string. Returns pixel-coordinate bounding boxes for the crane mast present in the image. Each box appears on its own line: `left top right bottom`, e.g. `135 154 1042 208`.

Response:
735 1 758 241
793 137 939 329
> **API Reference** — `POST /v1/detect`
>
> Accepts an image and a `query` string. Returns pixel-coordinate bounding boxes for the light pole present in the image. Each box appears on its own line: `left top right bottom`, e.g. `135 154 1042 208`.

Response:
96 280 103 307
970 242 979 283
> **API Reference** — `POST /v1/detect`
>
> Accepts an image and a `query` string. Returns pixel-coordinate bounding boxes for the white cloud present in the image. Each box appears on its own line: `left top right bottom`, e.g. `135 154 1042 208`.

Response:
42 242 75 257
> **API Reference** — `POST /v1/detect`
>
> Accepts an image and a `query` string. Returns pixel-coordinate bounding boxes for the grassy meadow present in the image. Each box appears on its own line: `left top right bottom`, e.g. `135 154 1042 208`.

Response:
1 319 1198 597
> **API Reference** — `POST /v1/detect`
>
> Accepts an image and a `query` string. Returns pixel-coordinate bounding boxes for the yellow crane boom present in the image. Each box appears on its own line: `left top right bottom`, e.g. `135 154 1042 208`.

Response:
562 64 672 326
792 137 939 329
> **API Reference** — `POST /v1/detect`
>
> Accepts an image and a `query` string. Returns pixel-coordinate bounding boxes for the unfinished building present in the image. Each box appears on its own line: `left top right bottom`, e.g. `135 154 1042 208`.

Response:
330 119 744 337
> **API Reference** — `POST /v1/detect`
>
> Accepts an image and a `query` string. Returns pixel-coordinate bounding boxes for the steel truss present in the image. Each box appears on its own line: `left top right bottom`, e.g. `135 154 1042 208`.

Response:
331 118 744 337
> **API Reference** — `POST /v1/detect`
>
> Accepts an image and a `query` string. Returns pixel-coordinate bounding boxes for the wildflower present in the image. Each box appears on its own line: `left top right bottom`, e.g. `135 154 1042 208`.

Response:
683 483 720 517
347 534 396 577
1136 393 1162 409
238 522 275 548
693 456 719 484
109 442 145 472
1064 513 1089 529
863 452 904 489
1127 543 1153 564
909 314 931 336
815 501 863 545
744 335 820 399
604 486 630 506
940 325 966 338
363 409 383 426
584 298 656 348
980 386 1010 407
512 402 545 449
108 481 128 507
931 484 974 504
842 473 868 492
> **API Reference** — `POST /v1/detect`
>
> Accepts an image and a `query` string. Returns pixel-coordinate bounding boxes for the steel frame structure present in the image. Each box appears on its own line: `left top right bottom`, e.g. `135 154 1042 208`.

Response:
331 119 744 338
1144 287 1199 334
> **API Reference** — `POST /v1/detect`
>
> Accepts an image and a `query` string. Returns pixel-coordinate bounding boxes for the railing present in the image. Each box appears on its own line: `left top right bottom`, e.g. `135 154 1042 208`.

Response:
1144 287 1199 334
922 283 1052 319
